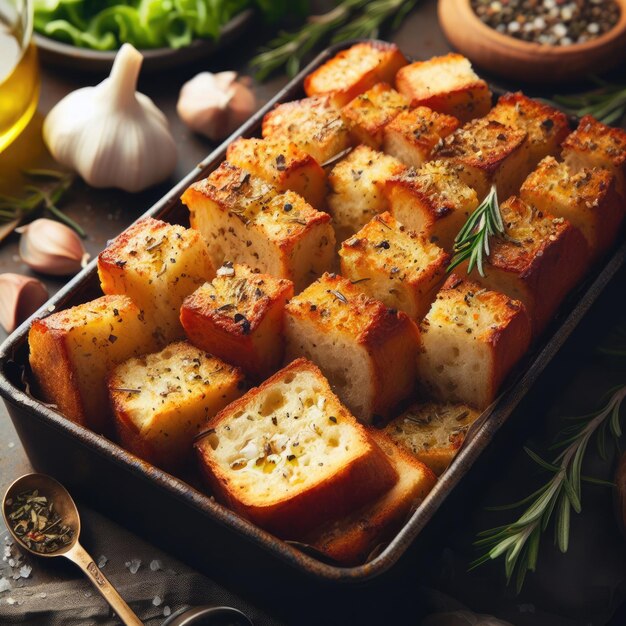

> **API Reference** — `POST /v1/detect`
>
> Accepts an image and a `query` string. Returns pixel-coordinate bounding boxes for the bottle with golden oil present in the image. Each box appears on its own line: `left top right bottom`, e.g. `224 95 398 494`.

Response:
0 0 39 153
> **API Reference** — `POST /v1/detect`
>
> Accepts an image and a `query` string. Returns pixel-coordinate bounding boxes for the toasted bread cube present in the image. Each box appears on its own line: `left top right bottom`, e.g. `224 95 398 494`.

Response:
180 264 294 379
194 358 398 539
521 157 624 258
418 275 531 409
383 106 460 168
182 163 335 292
29 295 156 434
109 342 243 471
339 212 449 319
327 145 406 241
226 137 326 210
304 41 408 106
561 115 626 198
486 92 570 170
385 160 479 250
341 83 411 148
262 96 353 164
98 217 214 346
395 53 492 123
284 273 420 422
465 196 590 334
306 429 436 565
433 118 530 199
383 401 481 475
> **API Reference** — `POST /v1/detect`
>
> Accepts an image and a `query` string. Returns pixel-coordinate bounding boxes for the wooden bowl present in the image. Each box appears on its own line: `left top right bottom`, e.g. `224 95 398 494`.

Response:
438 0 626 83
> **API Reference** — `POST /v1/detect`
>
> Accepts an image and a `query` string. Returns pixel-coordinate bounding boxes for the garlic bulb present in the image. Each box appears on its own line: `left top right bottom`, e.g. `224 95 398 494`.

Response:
177 71 256 141
0 274 49 333
43 44 177 193
18 219 90 276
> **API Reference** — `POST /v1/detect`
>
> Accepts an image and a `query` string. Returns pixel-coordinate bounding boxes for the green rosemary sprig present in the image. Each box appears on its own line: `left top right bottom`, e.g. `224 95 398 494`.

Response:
0 169 85 238
447 185 504 277
552 77 626 125
250 0 418 81
473 385 626 593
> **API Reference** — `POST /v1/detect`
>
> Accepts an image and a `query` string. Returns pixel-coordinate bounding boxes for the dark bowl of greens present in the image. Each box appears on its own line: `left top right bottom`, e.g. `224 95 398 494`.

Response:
33 0 257 73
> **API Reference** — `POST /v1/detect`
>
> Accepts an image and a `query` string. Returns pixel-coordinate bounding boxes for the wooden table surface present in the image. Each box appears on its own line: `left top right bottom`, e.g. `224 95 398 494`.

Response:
1 2 626 624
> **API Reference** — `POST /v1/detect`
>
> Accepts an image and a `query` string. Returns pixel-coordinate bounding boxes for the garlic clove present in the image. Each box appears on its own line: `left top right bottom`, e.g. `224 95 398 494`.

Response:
18 218 90 276
43 44 177 193
0 273 49 333
177 71 257 142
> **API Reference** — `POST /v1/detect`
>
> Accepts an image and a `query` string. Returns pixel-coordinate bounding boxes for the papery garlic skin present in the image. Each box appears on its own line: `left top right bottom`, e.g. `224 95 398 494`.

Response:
0 274 49 334
177 71 256 141
44 44 177 193
18 218 90 276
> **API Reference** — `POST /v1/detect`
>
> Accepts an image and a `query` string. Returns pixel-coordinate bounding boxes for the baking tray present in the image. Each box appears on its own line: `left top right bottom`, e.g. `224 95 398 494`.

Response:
1 39 625 604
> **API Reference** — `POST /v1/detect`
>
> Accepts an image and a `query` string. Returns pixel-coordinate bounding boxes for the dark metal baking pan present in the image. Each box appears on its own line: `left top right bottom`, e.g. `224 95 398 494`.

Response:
1 39 625 598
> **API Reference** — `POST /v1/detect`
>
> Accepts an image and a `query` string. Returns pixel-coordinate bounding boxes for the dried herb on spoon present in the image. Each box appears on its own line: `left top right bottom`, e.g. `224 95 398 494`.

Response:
6 489 75 554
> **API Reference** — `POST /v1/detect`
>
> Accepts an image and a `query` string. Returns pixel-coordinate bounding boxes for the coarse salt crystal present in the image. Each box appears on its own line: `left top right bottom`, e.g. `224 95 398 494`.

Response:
152 596 163 606
8 559 15 567
126 559 141 574
0 578 11 593
97 555 108 569
163 606 172 617
7 442 14 449
19 565 31 579
6 597 16 605
149 559 162 572
39 592 47 599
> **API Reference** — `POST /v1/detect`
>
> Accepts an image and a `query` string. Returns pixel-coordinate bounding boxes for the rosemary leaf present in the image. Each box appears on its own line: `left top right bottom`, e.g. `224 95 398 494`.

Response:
0 170 84 238
474 385 626 591
250 0 418 81
447 185 504 277
551 79 626 125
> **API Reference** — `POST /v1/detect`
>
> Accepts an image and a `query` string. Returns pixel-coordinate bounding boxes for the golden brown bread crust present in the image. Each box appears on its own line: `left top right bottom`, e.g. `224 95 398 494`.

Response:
384 161 479 250
226 137 326 210
395 53 492 122
304 41 408 106
470 197 590 334
340 82 411 148
109 342 244 471
306 428 436 564
261 96 353 164
182 162 335 291
383 401 481 475
520 156 625 258
194 358 399 539
418 274 532 408
98 216 214 346
29 317 84 424
339 212 450 319
28 295 155 434
180 264 294 379
382 106 460 168
486 92 570 167
285 273 420 420
561 115 626 197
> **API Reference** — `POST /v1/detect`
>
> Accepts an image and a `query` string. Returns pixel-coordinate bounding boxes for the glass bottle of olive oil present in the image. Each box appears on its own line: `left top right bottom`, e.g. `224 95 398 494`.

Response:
0 1 39 153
